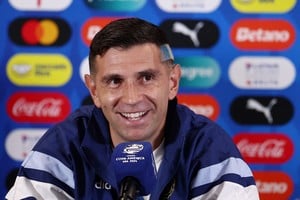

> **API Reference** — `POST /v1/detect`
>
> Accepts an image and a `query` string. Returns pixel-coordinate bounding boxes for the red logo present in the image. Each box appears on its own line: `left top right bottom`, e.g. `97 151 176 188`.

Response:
233 133 293 164
230 19 295 50
254 171 294 200
7 92 71 123
177 94 220 120
81 17 119 46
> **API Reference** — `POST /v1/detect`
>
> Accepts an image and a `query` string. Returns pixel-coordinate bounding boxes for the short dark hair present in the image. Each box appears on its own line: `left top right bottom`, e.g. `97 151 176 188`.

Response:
88 17 170 74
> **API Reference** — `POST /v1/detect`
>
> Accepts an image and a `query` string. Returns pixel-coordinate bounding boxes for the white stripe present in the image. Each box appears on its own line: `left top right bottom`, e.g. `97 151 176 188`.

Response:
191 181 259 200
192 157 253 188
22 151 74 188
6 177 74 200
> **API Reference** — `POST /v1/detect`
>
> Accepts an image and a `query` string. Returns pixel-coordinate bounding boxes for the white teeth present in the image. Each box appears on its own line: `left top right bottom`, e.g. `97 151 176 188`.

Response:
121 112 145 120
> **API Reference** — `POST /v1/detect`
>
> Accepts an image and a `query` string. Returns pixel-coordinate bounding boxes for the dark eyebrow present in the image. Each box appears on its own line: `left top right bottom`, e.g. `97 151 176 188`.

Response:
137 69 160 77
101 74 123 83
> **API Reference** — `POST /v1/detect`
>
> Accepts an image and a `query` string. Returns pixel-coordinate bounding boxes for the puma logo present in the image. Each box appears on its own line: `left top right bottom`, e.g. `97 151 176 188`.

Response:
246 98 277 123
172 21 204 46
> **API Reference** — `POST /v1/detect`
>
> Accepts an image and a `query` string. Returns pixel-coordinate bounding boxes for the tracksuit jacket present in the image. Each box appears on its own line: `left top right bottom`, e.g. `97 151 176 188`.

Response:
6 99 260 199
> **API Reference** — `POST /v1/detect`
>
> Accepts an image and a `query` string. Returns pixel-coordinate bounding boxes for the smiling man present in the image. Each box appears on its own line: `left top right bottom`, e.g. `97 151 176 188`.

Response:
6 18 260 200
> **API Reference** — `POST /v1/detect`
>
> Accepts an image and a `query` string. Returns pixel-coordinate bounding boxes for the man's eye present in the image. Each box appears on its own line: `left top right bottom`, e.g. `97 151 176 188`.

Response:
108 78 122 87
142 74 154 82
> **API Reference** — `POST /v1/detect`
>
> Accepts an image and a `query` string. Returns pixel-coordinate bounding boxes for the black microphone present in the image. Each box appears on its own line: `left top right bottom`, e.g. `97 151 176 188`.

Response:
111 142 157 200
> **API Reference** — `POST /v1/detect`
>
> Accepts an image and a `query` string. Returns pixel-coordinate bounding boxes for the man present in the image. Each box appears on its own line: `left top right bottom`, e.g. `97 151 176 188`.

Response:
6 18 260 199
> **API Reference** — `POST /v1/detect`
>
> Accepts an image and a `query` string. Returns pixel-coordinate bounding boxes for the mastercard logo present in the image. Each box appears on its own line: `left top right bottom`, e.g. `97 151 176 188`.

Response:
9 18 71 46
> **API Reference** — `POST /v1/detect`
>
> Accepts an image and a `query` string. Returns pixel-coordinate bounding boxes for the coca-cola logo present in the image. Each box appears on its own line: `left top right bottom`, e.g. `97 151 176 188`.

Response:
7 92 71 123
233 133 293 164
254 171 293 200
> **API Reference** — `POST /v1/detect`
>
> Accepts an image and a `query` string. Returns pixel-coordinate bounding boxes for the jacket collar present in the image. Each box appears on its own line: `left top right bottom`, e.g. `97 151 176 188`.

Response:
81 98 184 195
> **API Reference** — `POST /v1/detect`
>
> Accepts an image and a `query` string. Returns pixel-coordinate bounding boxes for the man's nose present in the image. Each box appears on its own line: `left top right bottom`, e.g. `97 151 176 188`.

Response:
122 82 142 105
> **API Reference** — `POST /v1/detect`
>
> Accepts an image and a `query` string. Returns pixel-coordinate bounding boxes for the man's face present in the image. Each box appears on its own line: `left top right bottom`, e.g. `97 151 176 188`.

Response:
85 43 181 147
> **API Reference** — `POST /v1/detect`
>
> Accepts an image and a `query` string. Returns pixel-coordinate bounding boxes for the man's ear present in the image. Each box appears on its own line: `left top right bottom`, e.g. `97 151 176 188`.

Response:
169 64 181 100
84 74 101 108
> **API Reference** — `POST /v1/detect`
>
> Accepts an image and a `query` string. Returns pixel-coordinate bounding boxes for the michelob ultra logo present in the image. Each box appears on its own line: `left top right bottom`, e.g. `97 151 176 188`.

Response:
5 128 47 161
9 0 72 11
155 0 221 13
6 53 72 86
229 56 295 90
230 0 296 13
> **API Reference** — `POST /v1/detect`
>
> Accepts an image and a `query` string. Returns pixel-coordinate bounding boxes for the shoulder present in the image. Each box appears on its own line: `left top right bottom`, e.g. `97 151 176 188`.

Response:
33 105 99 149
176 104 242 163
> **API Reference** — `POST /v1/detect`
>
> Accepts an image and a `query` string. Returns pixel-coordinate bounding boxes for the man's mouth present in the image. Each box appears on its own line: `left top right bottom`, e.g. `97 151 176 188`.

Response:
120 111 147 121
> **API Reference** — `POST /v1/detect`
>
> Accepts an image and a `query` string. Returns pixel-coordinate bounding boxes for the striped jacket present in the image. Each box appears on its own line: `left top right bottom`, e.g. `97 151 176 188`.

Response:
6 99 260 199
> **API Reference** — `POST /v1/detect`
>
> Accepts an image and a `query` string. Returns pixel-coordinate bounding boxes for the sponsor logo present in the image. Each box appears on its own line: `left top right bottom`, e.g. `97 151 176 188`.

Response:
84 0 146 11
177 94 220 121
176 56 220 88
229 56 295 89
230 19 295 50
254 171 293 200
5 128 47 161
230 0 296 13
159 19 219 48
123 144 144 154
95 179 112 190
233 133 293 163
79 57 89 82
81 17 118 46
7 92 71 123
230 96 293 125
6 53 72 86
155 0 221 13
9 17 71 46
9 0 72 11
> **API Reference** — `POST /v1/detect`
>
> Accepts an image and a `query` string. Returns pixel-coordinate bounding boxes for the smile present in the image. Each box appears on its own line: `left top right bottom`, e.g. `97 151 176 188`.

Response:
120 111 146 121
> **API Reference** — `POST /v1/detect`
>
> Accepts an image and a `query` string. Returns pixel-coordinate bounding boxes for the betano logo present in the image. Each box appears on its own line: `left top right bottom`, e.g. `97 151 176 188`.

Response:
84 0 146 11
229 56 295 90
230 0 296 13
7 91 71 123
9 0 72 11
253 171 293 200
155 0 221 13
9 17 71 46
176 56 220 88
81 17 119 46
230 19 295 50
177 94 220 121
233 133 294 164
5 128 47 161
6 53 72 86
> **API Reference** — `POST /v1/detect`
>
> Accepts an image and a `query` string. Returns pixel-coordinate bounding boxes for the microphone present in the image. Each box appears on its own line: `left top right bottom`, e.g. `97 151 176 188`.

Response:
111 141 157 200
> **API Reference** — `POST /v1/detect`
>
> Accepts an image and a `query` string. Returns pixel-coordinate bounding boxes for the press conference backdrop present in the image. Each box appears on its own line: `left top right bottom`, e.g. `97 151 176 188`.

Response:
1 0 299 199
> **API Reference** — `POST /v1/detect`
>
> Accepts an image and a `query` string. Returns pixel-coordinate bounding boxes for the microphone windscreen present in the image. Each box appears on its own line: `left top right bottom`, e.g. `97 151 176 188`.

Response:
111 141 157 196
